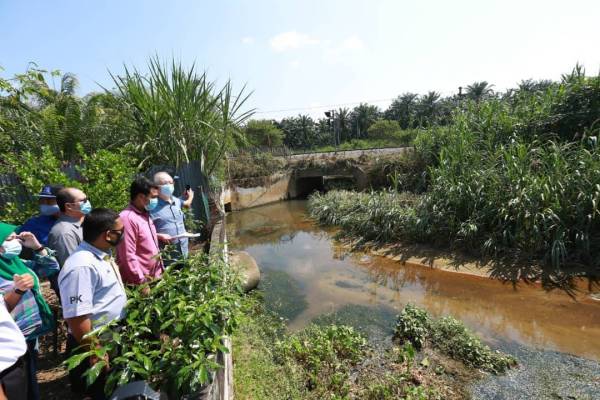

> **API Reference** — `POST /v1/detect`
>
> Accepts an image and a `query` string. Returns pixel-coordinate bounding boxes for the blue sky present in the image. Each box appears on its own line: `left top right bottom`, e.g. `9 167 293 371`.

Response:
1 0 599 120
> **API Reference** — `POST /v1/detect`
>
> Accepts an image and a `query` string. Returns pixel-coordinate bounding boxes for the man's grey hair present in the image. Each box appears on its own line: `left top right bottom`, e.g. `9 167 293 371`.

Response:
153 171 172 185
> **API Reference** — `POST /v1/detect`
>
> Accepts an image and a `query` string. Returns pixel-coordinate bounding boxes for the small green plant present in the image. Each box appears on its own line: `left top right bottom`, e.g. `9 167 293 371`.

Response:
276 324 366 395
394 305 431 350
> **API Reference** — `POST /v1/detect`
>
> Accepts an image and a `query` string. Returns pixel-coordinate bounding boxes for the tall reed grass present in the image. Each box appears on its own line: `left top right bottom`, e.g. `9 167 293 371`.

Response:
309 69 600 282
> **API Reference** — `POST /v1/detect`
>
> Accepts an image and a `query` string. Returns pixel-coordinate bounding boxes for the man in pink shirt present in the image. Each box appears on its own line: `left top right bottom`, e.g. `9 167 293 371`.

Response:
116 177 163 285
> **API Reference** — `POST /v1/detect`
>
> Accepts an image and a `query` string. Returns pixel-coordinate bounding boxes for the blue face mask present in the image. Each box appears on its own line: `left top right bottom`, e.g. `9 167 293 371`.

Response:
40 204 60 216
160 184 175 197
145 197 158 211
80 200 92 215
1 239 22 259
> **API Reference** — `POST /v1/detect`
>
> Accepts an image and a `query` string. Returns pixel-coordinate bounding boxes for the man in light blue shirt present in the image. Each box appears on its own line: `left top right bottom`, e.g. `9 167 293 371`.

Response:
151 172 194 262
58 208 126 400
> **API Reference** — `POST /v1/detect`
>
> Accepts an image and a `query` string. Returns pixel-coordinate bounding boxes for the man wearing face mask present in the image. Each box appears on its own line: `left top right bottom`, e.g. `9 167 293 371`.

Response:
116 177 163 285
151 172 194 262
17 184 64 248
59 208 127 400
48 188 91 268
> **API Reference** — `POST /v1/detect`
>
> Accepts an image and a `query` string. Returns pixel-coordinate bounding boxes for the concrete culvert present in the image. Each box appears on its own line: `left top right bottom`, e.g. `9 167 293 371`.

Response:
230 251 261 292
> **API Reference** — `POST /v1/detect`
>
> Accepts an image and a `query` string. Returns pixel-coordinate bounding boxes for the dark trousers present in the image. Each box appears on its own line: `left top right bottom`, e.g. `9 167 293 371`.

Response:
0 356 28 400
66 334 107 400
26 341 39 400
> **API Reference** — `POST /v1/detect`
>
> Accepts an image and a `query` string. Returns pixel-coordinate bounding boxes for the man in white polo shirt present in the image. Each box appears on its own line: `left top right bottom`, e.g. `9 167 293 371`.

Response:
0 295 28 400
58 208 127 400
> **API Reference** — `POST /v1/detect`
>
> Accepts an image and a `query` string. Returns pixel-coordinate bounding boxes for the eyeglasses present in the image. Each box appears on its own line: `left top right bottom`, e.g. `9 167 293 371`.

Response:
68 197 88 204
108 229 125 235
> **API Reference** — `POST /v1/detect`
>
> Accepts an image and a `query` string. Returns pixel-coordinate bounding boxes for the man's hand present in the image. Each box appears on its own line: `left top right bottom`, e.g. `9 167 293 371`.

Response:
17 231 42 250
13 273 34 292
183 188 194 207
140 286 151 297
157 233 173 243
185 188 194 200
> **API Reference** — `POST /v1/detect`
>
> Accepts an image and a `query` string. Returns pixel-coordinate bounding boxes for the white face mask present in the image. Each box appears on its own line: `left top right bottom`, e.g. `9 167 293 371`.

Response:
160 184 175 197
1 239 22 259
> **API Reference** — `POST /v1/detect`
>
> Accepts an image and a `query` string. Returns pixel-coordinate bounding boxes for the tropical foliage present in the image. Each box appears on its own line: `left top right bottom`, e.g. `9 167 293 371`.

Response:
308 65 600 286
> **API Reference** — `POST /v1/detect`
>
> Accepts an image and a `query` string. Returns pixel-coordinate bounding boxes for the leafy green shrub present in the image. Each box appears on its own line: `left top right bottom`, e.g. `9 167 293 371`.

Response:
1 147 78 223
65 254 243 397
393 304 431 350
0 146 138 224
277 324 366 394
393 305 516 374
431 316 516 373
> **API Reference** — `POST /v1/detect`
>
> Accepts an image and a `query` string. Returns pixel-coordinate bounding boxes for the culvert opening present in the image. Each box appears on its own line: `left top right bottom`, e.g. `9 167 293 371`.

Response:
295 176 325 198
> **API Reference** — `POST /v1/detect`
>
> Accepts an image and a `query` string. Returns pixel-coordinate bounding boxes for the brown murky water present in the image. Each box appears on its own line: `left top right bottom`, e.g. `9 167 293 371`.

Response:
227 200 600 361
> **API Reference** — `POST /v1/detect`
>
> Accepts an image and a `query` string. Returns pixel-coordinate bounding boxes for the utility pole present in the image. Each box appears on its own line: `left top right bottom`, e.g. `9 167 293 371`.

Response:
325 110 338 152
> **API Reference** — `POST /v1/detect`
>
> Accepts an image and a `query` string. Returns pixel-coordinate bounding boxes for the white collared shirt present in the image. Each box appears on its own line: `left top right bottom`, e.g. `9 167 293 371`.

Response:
58 241 127 329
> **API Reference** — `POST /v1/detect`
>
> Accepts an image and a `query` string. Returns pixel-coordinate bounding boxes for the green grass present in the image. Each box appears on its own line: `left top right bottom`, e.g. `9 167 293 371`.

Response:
232 298 305 400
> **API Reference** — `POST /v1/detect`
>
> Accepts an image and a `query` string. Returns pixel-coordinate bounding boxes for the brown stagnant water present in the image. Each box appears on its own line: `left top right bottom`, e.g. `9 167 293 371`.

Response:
226 200 600 361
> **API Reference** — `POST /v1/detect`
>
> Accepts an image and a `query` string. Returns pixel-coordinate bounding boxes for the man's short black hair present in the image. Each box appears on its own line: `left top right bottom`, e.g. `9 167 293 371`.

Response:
83 208 120 243
130 176 158 202
56 188 77 212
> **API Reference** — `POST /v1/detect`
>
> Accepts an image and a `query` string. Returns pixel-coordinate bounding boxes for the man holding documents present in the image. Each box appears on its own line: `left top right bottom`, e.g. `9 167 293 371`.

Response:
151 172 195 263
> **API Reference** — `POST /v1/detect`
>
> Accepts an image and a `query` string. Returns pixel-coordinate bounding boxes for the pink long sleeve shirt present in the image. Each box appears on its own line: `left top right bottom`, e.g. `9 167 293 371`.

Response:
116 204 163 285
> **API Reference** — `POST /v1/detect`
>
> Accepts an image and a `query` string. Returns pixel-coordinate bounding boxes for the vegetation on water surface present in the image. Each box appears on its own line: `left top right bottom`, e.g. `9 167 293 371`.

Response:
233 296 490 399
65 254 243 397
309 66 600 285
394 305 516 374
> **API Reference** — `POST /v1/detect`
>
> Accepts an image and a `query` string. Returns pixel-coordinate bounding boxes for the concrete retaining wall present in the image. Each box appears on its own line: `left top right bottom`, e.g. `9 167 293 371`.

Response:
228 173 293 210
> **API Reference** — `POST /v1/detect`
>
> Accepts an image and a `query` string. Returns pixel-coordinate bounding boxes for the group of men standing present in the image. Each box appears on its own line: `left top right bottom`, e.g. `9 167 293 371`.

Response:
0 172 195 400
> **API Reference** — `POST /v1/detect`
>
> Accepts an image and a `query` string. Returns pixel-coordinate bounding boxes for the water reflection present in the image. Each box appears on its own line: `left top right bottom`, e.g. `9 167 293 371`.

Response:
227 200 600 360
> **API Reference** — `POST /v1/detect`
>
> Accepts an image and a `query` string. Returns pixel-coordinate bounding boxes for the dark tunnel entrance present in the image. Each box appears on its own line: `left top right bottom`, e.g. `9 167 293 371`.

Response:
294 176 325 198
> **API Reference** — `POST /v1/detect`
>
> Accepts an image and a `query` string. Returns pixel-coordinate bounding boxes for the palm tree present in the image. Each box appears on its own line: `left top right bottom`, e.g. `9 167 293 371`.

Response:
416 91 441 126
465 81 494 102
336 107 351 142
350 103 380 138
384 93 418 129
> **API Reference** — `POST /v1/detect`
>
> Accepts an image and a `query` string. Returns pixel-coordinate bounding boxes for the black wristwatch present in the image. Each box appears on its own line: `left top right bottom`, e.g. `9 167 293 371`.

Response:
14 288 27 295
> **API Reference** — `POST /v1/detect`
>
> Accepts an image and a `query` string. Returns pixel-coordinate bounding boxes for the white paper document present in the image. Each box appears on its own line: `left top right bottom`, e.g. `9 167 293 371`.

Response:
172 232 201 239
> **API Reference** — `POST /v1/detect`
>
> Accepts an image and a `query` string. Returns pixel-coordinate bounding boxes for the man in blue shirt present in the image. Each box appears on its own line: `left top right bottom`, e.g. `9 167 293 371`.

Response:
17 184 64 247
151 172 194 263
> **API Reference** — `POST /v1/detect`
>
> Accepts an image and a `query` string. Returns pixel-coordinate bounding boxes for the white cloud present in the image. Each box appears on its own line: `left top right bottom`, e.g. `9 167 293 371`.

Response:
241 36 255 45
269 31 320 52
340 35 365 51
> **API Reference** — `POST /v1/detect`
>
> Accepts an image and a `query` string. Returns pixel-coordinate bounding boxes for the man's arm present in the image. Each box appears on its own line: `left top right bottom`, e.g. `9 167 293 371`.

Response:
66 314 93 343
182 189 194 208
